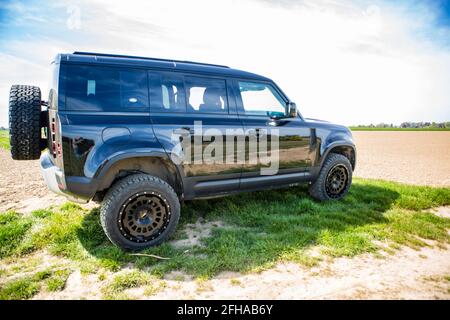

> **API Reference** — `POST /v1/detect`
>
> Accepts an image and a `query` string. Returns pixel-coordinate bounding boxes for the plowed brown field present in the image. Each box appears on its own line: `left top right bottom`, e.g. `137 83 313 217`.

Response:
352 131 450 187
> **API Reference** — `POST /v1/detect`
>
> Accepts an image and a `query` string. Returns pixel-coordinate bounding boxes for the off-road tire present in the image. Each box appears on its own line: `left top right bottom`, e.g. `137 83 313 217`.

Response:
100 173 180 251
309 153 352 201
9 85 42 160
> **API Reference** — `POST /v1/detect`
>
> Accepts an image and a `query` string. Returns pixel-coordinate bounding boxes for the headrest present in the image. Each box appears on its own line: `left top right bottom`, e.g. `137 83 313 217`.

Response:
203 87 221 106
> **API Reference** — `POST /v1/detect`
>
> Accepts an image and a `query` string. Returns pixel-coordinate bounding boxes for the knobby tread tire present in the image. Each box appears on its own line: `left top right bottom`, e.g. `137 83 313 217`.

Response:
9 85 42 160
100 173 180 251
309 153 352 201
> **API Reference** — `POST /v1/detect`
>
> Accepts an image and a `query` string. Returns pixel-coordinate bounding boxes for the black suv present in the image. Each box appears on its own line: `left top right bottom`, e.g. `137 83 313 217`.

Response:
8 52 356 250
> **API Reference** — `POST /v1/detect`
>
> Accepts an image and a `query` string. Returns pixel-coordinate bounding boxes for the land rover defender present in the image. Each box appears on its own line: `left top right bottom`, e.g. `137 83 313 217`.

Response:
8 52 356 250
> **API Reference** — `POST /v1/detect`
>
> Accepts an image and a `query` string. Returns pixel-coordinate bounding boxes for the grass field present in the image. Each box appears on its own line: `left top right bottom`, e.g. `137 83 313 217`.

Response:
0 130 9 150
350 127 450 131
1 178 449 299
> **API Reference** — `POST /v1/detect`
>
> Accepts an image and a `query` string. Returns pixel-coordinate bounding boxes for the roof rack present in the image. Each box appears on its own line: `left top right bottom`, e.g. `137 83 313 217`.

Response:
73 51 230 69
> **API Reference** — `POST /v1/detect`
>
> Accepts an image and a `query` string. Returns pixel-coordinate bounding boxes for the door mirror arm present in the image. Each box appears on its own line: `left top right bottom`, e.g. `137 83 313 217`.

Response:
287 102 297 118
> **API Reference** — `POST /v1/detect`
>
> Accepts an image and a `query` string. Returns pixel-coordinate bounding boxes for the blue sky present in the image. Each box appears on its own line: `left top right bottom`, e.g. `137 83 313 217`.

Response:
0 0 449 127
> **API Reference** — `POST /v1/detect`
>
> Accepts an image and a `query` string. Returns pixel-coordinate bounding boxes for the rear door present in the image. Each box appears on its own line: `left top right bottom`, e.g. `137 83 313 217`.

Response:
149 72 244 198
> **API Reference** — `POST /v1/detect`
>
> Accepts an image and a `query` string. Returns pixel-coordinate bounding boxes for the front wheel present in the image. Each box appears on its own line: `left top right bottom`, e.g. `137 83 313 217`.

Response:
309 153 352 201
100 173 180 251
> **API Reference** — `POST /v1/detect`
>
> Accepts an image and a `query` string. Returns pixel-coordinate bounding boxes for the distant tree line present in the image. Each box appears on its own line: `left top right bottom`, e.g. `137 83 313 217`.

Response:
354 122 450 128
399 122 450 129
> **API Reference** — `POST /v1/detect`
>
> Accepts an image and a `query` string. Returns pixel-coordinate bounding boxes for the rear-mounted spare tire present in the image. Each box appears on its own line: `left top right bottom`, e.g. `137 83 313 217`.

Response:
9 85 45 160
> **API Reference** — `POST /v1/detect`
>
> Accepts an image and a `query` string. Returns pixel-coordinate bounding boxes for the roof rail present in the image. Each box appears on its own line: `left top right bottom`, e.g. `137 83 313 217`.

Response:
73 51 230 69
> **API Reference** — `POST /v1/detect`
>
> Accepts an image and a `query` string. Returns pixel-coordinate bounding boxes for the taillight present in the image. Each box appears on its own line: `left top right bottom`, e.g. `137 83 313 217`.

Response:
50 117 57 158
57 142 62 156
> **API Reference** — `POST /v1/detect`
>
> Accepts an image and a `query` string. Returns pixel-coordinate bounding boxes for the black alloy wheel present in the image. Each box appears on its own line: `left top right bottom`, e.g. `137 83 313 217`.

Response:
118 192 171 243
325 164 349 199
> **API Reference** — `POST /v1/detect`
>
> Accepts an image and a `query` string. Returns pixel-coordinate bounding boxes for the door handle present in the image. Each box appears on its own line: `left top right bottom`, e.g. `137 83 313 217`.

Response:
174 127 195 135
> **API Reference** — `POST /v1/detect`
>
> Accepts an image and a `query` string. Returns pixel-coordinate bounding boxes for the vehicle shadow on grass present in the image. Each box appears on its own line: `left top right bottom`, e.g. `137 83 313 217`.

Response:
77 182 400 277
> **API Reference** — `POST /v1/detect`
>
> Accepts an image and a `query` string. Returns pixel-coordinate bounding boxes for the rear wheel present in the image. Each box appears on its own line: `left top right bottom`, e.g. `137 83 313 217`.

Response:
100 173 180 251
309 153 352 201
9 85 44 160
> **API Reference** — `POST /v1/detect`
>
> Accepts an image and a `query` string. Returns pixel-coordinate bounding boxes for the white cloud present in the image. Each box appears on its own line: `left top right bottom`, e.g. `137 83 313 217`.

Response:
0 53 50 128
0 0 449 127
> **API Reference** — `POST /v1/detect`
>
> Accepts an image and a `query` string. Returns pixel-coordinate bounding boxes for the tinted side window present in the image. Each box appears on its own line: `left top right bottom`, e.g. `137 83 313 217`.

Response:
66 65 148 112
149 72 186 112
238 81 285 116
185 76 228 114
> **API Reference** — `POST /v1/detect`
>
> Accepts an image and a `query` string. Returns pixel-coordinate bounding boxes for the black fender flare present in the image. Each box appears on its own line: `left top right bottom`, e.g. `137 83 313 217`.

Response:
319 141 356 171
93 150 186 196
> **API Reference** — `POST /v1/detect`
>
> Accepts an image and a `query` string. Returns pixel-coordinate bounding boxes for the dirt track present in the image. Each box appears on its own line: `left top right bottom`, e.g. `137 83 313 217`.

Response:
148 243 450 300
32 239 450 300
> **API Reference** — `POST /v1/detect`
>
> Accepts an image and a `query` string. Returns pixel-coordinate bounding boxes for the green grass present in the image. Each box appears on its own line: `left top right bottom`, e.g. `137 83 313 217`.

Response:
101 270 156 299
0 277 40 300
0 130 9 150
108 270 151 291
0 212 33 258
0 178 449 299
0 268 70 299
45 269 71 292
350 126 450 131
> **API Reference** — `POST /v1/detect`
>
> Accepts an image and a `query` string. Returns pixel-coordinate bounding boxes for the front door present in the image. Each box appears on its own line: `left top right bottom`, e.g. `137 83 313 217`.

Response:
234 80 314 189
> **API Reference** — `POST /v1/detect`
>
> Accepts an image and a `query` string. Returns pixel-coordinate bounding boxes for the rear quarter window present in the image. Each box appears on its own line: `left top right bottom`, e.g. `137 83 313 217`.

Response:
65 65 149 112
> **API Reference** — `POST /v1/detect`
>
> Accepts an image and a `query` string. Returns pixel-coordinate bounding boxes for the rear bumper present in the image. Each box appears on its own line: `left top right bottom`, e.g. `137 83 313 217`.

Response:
40 152 88 203
40 152 65 196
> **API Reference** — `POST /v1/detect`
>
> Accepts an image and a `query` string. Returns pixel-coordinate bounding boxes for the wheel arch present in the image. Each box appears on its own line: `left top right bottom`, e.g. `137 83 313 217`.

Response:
94 152 185 200
321 142 356 171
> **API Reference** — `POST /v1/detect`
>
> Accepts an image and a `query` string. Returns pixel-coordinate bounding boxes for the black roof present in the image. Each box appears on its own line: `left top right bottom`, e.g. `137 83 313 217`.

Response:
57 52 270 81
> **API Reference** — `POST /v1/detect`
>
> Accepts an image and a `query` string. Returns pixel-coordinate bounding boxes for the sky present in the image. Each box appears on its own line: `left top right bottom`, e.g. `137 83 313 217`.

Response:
0 0 449 127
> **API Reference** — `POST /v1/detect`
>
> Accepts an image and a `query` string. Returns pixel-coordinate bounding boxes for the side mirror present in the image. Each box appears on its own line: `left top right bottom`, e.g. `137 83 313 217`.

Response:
287 102 297 118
